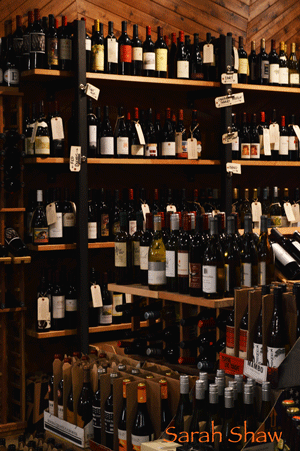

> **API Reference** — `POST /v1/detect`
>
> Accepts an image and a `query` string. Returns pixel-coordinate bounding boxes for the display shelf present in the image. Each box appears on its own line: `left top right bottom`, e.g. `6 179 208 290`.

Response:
0 208 26 212
21 69 74 79
108 283 234 308
87 158 220 165
233 160 300 167
232 83 300 94
0 87 23 96
0 256 11 264
28 242 114 251
0 307 26 313
11 256 31 264
24 157 69 164
238 226 299 235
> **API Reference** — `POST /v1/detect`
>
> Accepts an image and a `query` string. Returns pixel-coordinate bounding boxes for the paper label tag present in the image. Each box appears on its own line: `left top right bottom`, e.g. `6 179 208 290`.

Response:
221 73 238 84
166 205 177 213
293 125 300 141
141 203 150 221
135 122 145 145
263 128 271 155
233 47 239 71
91 284 103 308
292 203 300 222
51 117 64 140
187 138 198 159
46 203 57 225
37 297 51 321
86 83 100 101
243 360 268 384
203 43 214 64
226 162 241 174
284 202 296 223
251 201 262 223
175 133 182 153
215 92 244 108
219 352 244 376
125 294 132 304
30 121 38 143
269 123 279 145
70 146 81 172
222 131 238 144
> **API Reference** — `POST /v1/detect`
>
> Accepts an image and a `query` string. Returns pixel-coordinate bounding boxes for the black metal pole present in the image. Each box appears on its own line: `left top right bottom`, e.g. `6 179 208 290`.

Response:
74 20 89 354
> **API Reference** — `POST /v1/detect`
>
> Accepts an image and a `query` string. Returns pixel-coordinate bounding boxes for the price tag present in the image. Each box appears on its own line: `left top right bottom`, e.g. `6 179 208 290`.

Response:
293 125 300 141
263 128 271 156
135 122 145 145
86 83 100 101
125 294 132 304
226 162 241 174
292 203 300 222
284 202 296 223
166 205 177 213
187 138 198 159
37 297 51 321
141 203 150 221
269 123 279 144
222 131 238 144
221 73 238 84
215 92 244 108
46 203 57 225
203 44 214 64
51 117 65 140
243 360 268 384
69 146 81 172
233 47 239 71
30 121 38 143
251 201 262 223
175 132 182 152
91 284 103 308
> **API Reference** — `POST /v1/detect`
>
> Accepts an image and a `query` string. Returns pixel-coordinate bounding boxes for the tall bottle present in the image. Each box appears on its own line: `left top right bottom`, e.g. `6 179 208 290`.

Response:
104 372 119 450
88 189 98 242
115 211 132 285
92 367 107 444
51 270 65 330
132 211 144 284
191 33 204 80
238 36 248 83
58 16 72 71
269 39 279 86
240 112 250 160
48 100 64 157
118 21 132 75
100 106 114 157
77 367 93 428
288 42 299 87
248 40 258 84
176 31 189 79
132 24 143 76
34 100 50 156
270 227 300 265
148 214 166 291
205 384 222 448
46 14 58 70
190 110 202 159
159 379 172 433
267 286 286 369
242 384 257 445
240 214 258 287
115 106 129 158
155 26 168 78
189 380 208 440
23 11 34 71
220 387 236 450
30 9 46 69
189 214 205 297
62 188 76 244
169 32 177 79
105 21 118 74
130 107 145 157
257 215 274 285
131 383 154 450
258 111 270 161
36 268 51 332
288 114 299 161
32 189 49 245
224 215 241 296
118 379 131 451
177 213 190 294
253 285 270 364
143 26 155 77
140 213 153 285
91 20 104 73
258 38 269 84
145 108 158 158
279 41 289 86
65 273 77 330
175 109 188 158
161 108 176 158
250 113 260 159
174 375 192 435
49 188 64 244
165 213 179 292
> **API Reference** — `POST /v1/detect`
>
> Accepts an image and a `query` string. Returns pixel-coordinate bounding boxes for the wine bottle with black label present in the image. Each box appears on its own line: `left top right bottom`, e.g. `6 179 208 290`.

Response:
105 21 118 74
92 367 106 444
51 270 65 331
32 189 49 245
131 383 154 450
58 16 72 71
36 268 51 332
118 379 131 451
30 9 45 69
104 373 119 450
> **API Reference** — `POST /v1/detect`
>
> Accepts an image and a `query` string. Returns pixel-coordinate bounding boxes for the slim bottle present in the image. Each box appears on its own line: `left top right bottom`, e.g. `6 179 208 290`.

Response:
30 9 46 69
257 215 274 285
92 367 107 444
250 113 260 159
115 106 129 157
143 26 155 77
240 112 250 160
140 213 153 285
279 115 289 161
91 20 104 73
104 372 119 450
48 100 64 157
191 33 204 80
176 31 189 79
131 383 154 450
165 213 179 292
177 213 190 294
174 375 192 435
34 100 50 156
118 379 131 450
118 21 132 75
205 384 222 448
270 227 300 265
100 106 114 157
248 40 258 84
241 214 258 287
132 211 144 284
231 113 239 160
161 108 176 158
189 214 205 297
88 189 98 242
32 190 49 245
189 380 208 440
77 367 93 428
267 286 286 369
148 214 166 291
220 387 236 450
242 384 257 443
130 107 145 157
238 36 248 83
132 24 143 76
51 270 65 330
169 32 177 79
258 111 271 160
99 272 113 325
115 211 132 285
23 11 34 71
105 22 118 74
46 14 58 69
159 379 172 433
176 109 188 158
36 268 51 332
58 16 72 71
224 215 241 296
279 41 289 86
269 39 279 86
155 26 168 78
145 108 158 158
288 42 299 86
258 381 271 425
258 38 269 84
288 114 299 161
62 188 76 244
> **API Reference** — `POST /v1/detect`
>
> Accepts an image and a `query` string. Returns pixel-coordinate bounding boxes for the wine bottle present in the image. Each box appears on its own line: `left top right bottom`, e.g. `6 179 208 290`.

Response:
191 33 204 80
225 306 235 356
205 384 222 447
46 14 58 70
269 187 283 227
269 39 279 86
105 21 118 74
288 42 299 87
148 214 166 291
32 189 49 245
220 387 237 450
87 189 98 242
139 213 153 285
87 98 97 158
168 32 177 79
98 272 112 325
176 31 189 79
81 17 91 72
270 108 279 160
242 384 257 444
34 100 50 156
240 214 258 287
224 215 241 296
48 100 64 157
174 375 192 435
143 26 155 77
23 11 34 71
257 215 274 285
57 366 65 420
279 41 289 86
176 213 190 294
30 9 46 69
131 383 154 450
132 24 143 76
115 106 129 157
115 211 132 285
175 109 188 159
279 115 289 161
2 36 19 88
100 105 114 157
77 367 93 428
118 21 132 75
130 107 145 157
238 36 248 83
159 379 172 433
231 113 240 161
288 114 299 161
250 113 260 159
165 213 179 292
118 379 131 450
5 227 29 256
12 15 23 74
189 380 208 440
144 108 158 158
240 111 250 160
189 214 205 297
258 38 269 85
240 188 251 229
36 268 51 332
154 26 168 78
267 286 286 369
48 374 54 415
248 40 258 84
258 111 271 161
132 211 144 284
154 111 162 153
62 188 76 244
270 227 300 265
92 367 107 444
51 270 65 331
258 381 271 425
91 20 104 73
104 372 119 450
58 16 72 71
65 274 77 330
161 108 176 158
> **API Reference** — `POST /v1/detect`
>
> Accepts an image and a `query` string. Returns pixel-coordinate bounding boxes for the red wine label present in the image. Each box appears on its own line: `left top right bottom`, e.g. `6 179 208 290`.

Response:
226 325 235 355
239 328 248 359
33 227 49 244
118 430 127 451
189 262 201 288
241 143 250 159
120 45 132 63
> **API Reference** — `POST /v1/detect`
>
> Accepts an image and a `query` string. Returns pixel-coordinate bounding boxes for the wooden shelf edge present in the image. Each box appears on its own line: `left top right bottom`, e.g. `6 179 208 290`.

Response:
238 226 299 235
0 307 27 313
232 83 300 94
21 69 74 78
0 87 23 96
233 160 300 167
0 421 27 433
0 208 26 212
11 255 31 264
24 157 69 164
28 242 114 251
0 256 12 263
87 158 220 165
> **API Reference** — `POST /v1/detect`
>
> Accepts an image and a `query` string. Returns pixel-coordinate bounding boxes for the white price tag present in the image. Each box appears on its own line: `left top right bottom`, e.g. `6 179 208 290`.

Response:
251 201 262 223
51 117 65 140
86 83 100 101
243 360 268 384
226 162 241 174
166 205 177 213
37 297 51 321
233 47 239 71
46 203 57 226
125 294 132 304
269 123 279 144
292 203 300 222
30 121 38 143
69 146 81 172
293 125 300 141
203 44 214 64
284 202 296 223
175 132 182 152
91 284 103 308
135 122 145 145
222 131 238 144
263 128 271 156
215 92 244 108
187 138 198 159
221 73 238 84
141 203 150 221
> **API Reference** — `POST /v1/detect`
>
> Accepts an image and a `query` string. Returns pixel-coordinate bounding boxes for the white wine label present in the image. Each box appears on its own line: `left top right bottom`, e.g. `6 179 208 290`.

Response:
51 117 64 140
115 242 127 267
117 137 129 155
49 400 54 415
241 142 250 159
86 83 100 101
70 146 81 172
112 294 123 316
283 202 296 223
104 410 114 433
175 133 182 155
178 251 189 276
177 60 189 78
107 38 118 63
161 141 176 157
289 135 298 151
143 51 155 70
125 294 132 303
135 123 145 145
202 265 217 293
92 405 101 428
100 137 114 155
258 261 266 285
222 131 238 144
269 63 279 84
91 284 103 308
49 212 63 238
131 144 144 156
166 204 177 212
141 203 150 221
251 201 262 222
35 136 50 154
131 434 152 451
272 243 294 266
233 47 239 71
88 125 97 147
187 138 198 159
118 429 127 441
140 246 149 270
252 342 263 365
215 92 244 108
238 57 248 75
226 162 241 174
166 250 176 278
243 360 267 383
66 298 77 312
58 405 64 420
293 241 300 252
221 73 238 84
63 212 76 227
263 128 271 155
155 48 167 72
290 73 300 85
293 125 300 141
203 43 214 64
128 220 136 236
242 262 251 287
100 305 113 324
292 204 300 222
279 67 289 85
88 222 97 240
86 38 92 51
37 297 51 322
133 47 143 61
148 261 166 285
267 346 285 368
52 296 65 319
250 143 260 159
145 143 157 157
279 135 289 155
133 241 140 266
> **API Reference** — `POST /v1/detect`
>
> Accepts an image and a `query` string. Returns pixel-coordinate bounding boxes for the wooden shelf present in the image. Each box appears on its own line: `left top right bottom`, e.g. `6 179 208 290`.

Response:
87 158 220 165
21 69 74 79
232 83 300 94
0 256 11 264
108 283 234 308
28 242 114 251
0 307 26 314
0 208 26 212
24 157 69 164
0 87 23 96
239 226 299 235
233 160 300 167
11 255 31 264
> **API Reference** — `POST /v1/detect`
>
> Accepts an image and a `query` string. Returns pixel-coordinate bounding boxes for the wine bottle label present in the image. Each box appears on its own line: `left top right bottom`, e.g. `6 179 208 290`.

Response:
145 143 157 157
49 400 54 415
189 262 201 289
120 44 132 63
118 429 127 451
133 47 143 61
143 51 155 70
37 296 51 327
161 142 176 157
232 136 239 152
250 143 260 159
58 404 64 420
91 44 104 71
279 67 289 85
88 221 97 240
267 346 285 368
241 143 251 159
269 63 279 84
101 213 110 236
239 328 248 359
117 137 129 155
49 212 63 238
177 60 189 78
115 242 127 267
30 32 46 53
288 135 298 151
89 125 97 148
4 69 19 85
33 227 49 244
112 294 123 317
270 215 283 227
271 243 294 266
104 410 114 433
86 39 91 51
63 212 75 227
100 305 113 324
202 265 217 293
59 38 72 60
178 250 189 276
290 73 300 85
155 48 167 72
25 137 34 155
51 117 64 140
140 246 149 270
112 220 120 236
253 342 263 364
279 135 289 155
225 263 230 292
132 434 153 451
13 37 23 56
148 261 166 285
100 137 114 155
166 250 176 278
292 240 300 252
131 144 144 156
92 405 101 428
133 241 140 266
226 325 235 355
23 34 30 55
238 58 248 75
177 140 188 159
35 136 50 155
261 60 269 79
52 295 65 319
107 38 118 63
47 37 59 65
258 261 266 285
66 298 77 312
241 262 252 287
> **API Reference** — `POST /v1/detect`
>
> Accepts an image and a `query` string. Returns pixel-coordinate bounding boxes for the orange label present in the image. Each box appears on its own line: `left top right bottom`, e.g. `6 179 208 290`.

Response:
226 325 235 349
160 384 168 400
219 352 244 376
120 45 132 63
137 385 146 403
239 329 248 353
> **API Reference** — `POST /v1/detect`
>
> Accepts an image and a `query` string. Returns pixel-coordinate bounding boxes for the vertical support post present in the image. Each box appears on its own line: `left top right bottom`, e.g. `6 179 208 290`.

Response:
220 34 233 218
74 20 89 355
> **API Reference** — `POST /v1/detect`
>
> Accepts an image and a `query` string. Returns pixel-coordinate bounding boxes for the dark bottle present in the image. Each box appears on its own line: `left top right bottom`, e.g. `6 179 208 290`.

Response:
202 32 215 81
100 105 114 157
271 239 300 280
176 109 188 159
77 367 94 428
242 384 257 444
143 26 155 77
240 214 258 287
253 285 270 364
248 40 258 84
279 115 289 161
269 39 279 86
176 31 189 79
91 20 104 73
65 274 77 330
220 387 237 450
30 9 46 69
89 267 100 327
154 26 168 78
5 227 28 256
148 214 166 291
161 108 176 158
140 213 153 285
62 188 76 244
132 211 144 284
205 384 222 447
115 211 132 285
231 113 240 160
165 213 179 292
130 107 145 157
267 286 286 368
174 375 192 435
36 268 51 332
48 100 64 157
294 283 300 339
257 215 274 285
115 106 129 157
240 188 251 229
269 186 283 226
119 21 132 75
169 32 177 79
117 379 131 450
177 213 190 294
97 188 110 242
189 380 208 441
105 21 118 74
279 40 289 86
270 227 300 265
46 14 58 69
47 188 63 244
258 38 269 84
93 367 107 444
81 17 91 72
191 33 204 80
189 109 202 159
239 307 248 360
159 379 172 433
238 36 248 83
34 100 50 156
132 24 143 76
104 372 119 450
58 16 72 71
12 15 23 74
51 270 65 331
131 383 154 447
224 215 241 296
154 111 162 153
258 381 271 425
99 272 112 326
250 113 260 159
288 114 299 161
240 112 251 160
270 108 279 160
57 365 66 420
258 111 271 160
48 374 54 415
145 108 158 158
88 189 98 242
87 98 97 158
25 189 36 243
23 11 34 71
32 189 49 245
110 189 121 240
